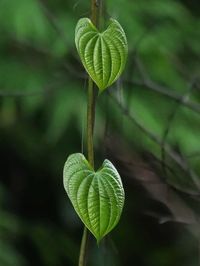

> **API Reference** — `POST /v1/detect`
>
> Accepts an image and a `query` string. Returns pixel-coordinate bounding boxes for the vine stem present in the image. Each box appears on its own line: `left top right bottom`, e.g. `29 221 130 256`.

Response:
78 226 89 266
86 77 95 167
78 78 95 266
78 1 101 266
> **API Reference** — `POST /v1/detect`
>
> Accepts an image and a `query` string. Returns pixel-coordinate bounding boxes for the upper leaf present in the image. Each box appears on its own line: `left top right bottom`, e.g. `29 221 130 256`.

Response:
75 18 128 92
63 153 125 242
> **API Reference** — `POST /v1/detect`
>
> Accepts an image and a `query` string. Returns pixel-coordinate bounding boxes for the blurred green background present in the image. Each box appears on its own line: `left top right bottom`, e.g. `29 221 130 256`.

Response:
0 0 200 265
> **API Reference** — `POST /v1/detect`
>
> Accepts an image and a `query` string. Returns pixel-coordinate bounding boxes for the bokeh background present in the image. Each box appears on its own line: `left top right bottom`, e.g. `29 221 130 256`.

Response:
0 0 200 265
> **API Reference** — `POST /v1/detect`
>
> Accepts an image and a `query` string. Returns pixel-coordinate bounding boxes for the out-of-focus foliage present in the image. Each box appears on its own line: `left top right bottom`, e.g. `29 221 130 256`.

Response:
0 0 199 265
0 186 25 266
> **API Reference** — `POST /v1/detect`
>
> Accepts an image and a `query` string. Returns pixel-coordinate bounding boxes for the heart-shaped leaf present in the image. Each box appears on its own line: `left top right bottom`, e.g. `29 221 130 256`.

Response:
63 153 125 241
75 18 128 92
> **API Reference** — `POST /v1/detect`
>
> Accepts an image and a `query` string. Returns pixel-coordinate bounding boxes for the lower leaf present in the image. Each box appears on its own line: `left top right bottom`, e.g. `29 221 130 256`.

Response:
63 153 125 242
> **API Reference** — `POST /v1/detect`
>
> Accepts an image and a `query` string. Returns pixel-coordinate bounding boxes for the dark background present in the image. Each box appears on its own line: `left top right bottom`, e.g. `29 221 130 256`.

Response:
0 0 200 265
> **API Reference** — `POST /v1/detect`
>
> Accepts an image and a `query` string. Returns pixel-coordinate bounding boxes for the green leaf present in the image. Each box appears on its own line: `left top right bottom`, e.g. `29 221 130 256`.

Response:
63 153 125 241
75 18 128 92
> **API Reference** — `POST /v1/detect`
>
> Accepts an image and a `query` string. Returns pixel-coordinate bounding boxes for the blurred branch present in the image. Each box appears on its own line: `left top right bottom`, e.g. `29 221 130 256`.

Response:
161 79 196 176
109 92 200 195
37 0 68 45
168 53 200 89
106 135 200 225
0 90 46 97
13 38 86 80
125 57 200 114
186 151 200 159
126 79 200 114
0 84 57 97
